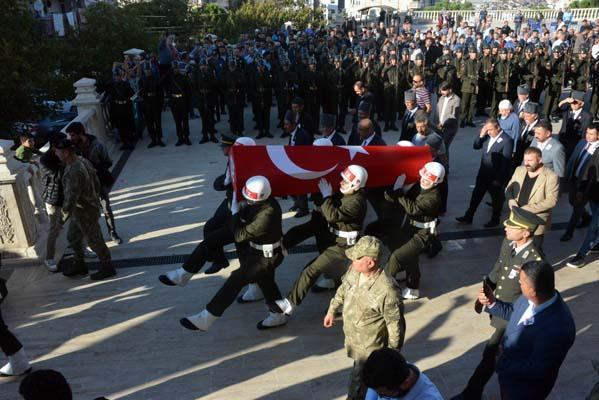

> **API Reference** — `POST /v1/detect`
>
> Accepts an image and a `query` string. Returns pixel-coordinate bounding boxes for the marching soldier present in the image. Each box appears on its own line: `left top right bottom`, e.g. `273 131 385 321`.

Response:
222 59 245 136
382 55 400 131
460 46 480 128
107 67 136 150
138 61 165 148
54 139 116 281
272 165 368 322
168 61 192 146
453 207 545 400
384 162 444 300
542 46 567 120
193 58 218 144
253 60 273 139
490 48 512 118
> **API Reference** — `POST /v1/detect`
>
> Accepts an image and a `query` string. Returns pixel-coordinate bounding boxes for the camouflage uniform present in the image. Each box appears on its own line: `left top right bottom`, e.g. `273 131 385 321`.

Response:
61 157 113 275
327 237 406 400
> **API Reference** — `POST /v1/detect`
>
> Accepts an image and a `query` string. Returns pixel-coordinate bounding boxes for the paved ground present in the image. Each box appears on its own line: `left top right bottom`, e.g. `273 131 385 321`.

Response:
1 105 598 400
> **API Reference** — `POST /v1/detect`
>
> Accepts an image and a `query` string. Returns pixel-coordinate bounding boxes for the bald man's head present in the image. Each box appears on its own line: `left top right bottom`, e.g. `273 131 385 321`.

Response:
358 119 374 140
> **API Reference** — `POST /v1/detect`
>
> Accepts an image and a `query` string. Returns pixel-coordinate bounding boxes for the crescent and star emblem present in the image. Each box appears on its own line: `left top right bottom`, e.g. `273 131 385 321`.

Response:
266 146 369 180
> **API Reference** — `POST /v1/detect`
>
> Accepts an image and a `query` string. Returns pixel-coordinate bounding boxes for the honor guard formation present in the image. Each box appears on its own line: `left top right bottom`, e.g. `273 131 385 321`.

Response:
3 8 599 400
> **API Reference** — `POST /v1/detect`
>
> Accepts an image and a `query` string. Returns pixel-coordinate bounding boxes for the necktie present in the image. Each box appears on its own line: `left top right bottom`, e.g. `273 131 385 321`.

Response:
510 248 516 258
522 125 529 139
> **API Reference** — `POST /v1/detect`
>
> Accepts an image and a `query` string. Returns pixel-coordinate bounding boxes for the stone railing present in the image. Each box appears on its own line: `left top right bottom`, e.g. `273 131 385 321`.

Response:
412 8 599 24
0 78 116 266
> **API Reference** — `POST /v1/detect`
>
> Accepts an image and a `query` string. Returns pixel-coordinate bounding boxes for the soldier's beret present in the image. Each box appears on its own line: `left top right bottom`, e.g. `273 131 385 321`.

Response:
345 235 382 261
284 109 298 122
321 113 336 127
522 102 540 114
504 207 545 231
572 91 585 101
404 89 417 102
517 84 530 95
220 133 237 147
358 101 373 113
54 139 75 150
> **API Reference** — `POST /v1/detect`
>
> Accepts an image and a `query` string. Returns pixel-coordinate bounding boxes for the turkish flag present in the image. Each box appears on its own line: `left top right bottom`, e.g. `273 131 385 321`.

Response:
230 145 432 196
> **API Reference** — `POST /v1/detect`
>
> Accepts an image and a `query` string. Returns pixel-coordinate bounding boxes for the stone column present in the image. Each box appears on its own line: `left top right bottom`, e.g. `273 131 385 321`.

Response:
70 77 111 142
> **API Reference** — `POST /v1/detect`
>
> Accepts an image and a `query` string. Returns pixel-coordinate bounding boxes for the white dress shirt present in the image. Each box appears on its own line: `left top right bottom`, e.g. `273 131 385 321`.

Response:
361 133 376 146
518 292 558 326
486 133 502 152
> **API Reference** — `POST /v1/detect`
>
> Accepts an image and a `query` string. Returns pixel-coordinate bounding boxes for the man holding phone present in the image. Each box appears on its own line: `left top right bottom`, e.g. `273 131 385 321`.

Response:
452 207 545 400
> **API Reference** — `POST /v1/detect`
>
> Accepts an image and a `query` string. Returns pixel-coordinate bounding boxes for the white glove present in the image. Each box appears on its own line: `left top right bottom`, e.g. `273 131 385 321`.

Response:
318 178 333 198
393 174 406 191
231 191 239 215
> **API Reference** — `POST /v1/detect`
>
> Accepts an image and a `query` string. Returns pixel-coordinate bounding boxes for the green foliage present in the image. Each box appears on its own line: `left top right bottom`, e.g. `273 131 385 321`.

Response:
569 0 599 8
423 1 474 11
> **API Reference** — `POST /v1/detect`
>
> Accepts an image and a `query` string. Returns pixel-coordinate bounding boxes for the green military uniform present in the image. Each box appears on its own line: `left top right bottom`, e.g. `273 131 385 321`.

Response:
275 63 298 128
542 49 566 118
253 64 273 138
460 53 480 126
460 207 545 399
168 63 193 146
60 151 114 277
569 52 591 92
477 48 494 114
327 236 406 400
452 50 464 98
222 62 245 136
206 197 285 317
287 191 367 306
397 52 414 117
382 61 400 130
385 184 441 290
435 55 458 92
326 60 349 132
490 51 512 118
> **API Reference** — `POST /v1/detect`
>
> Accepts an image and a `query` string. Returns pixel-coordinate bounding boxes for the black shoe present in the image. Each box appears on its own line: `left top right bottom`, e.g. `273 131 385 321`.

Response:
63 265 89 277
175 140 183 147
455 215 473 224
294 209 310 218
210 135 219 143
467 121 476 127
483 220 499 228
90 269 117 281
110 231 123 245
280 132 290 138
180 318 199 331
199 136 209 144
157 140 166 147
560 232 573 242
204 261 229 275
256 132 266 139
566 254 586 269
185 139 192 146
427 241 443 258
390 124 399 131
158 275 176 286
147 141 157 148
577 213 591 229
265 132 274 138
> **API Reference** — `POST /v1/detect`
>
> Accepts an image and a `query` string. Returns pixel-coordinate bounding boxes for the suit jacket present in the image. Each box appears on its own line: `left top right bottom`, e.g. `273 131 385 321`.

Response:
487 293 575 400
565 139 593 184
473 132 514 183
512 118 538 166
505 166 559 235
559 108 592 160
298 113 316 137
324 131 346 145
530 137 566 178
513 99 529 116
581 150 599 202
288 127 313 146
400 108 419 142
348 121 383 145
434 94 460 132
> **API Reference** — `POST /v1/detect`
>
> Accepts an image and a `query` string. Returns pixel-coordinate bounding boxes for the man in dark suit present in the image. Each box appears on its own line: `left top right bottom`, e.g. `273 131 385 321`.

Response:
320 113 346 145
560 123 599 241
354 118 386 219
347 101 382 145
558 91 592 162
288 97 316 138
513 102 540 168
285 109 313 218
456 119 514 227
400 89 420 142
477 261 575 400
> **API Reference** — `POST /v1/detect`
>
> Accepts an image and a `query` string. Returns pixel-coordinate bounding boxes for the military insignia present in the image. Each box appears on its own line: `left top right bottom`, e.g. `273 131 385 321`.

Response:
508 269 519 279
523 250 529 258
497 137 503 143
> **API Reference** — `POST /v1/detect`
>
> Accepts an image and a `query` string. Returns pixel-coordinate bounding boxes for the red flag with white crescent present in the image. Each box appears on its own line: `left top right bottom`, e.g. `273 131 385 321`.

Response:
230 145 431 196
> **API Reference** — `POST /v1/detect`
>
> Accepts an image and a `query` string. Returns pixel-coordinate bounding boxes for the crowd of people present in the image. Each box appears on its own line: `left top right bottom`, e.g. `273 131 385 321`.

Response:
2 9 599 400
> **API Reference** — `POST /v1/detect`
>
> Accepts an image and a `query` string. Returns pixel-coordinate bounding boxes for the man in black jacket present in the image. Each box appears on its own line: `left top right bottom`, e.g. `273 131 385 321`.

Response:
285 109 313 218
456 119 514 228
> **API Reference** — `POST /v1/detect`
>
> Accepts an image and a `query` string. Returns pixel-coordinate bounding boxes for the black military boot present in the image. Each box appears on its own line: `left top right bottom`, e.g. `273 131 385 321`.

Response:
91 261 117 281
62 260 88 277
210 133 219 143
199 135 210 144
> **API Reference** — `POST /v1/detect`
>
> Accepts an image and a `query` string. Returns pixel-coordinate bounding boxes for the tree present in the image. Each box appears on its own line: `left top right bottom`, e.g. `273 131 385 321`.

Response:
423 1 474 11
570 0 599 8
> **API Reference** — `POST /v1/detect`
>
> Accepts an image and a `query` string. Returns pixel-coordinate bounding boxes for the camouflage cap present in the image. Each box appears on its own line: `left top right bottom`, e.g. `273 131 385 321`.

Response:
345 235 382 261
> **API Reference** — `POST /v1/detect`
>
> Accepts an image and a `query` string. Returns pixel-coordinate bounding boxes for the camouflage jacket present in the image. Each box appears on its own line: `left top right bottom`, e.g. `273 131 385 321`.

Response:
61 157 101 223
327 267 405 360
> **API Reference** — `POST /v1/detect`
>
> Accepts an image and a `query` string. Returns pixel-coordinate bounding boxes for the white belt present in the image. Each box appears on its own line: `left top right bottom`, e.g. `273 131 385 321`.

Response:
249 240 281 258
409 219 438 234
329 225 359 245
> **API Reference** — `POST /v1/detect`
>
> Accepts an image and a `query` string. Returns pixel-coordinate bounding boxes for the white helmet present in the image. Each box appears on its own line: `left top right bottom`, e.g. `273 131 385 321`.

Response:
341 165 368 191
419 162 445 185
396 140 415 147
242 175 271 202
313 138 333 146
234 137 256 146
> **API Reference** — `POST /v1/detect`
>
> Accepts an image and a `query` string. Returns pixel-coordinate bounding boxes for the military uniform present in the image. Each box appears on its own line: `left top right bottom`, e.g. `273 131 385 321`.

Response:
222 64 245 136
542 50 566 118
382 61 401 130
302 61 322 130
59 147 115 279
459 208 545 399
385 184 441 290
490 52 512 118
193 63 218 143
138 70 164 147
275 64 299 129
476 49 494 114
168 63 193 146
253 65 273 138
327 62 349 132
107 72 136 150
327 237 405 400
460 53 480 126
287 191 367 306
206 197 285 317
